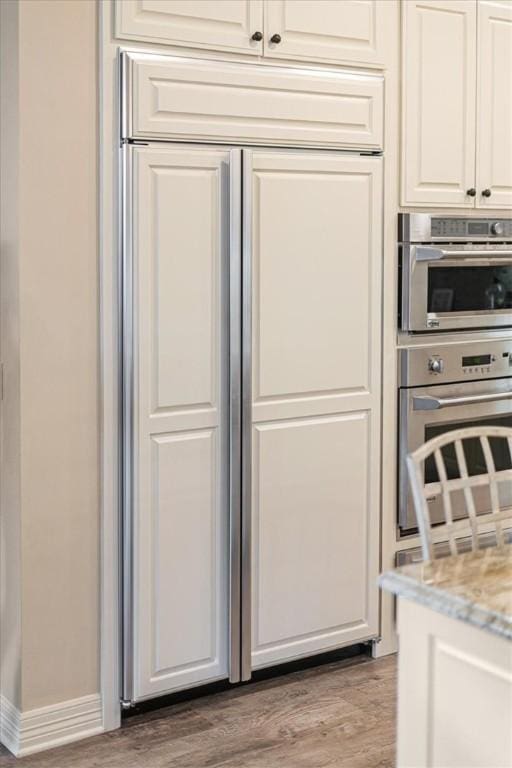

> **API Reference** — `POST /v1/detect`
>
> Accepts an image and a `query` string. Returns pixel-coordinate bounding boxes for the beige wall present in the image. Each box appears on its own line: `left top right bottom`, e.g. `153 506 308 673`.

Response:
1 0 99 711
0 0 22 711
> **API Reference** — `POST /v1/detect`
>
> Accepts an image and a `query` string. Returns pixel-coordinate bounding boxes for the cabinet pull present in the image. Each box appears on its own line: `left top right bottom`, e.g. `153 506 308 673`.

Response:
482 189 492 197
251 31 263 41
270 33 282 44
466 188 476 197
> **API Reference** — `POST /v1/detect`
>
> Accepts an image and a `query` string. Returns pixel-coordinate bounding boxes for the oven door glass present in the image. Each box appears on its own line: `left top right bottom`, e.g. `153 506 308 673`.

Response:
428 266 512 313
424 415 512 483
400 379 512 531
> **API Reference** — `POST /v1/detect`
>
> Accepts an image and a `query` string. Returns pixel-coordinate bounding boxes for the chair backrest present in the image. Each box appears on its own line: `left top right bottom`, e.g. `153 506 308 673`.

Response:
407 426 512 561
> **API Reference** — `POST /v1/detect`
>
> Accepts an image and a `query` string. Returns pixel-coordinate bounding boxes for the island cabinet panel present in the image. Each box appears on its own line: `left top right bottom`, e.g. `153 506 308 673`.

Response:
122 52 384 150
263 0 391 67
248 151 382 669
397 600 512 768
115 0 264 55
476 1 512 209
401 0 477 207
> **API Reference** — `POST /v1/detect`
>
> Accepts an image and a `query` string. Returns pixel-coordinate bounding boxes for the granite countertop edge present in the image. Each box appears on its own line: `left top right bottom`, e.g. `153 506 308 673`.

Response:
379 569 512 641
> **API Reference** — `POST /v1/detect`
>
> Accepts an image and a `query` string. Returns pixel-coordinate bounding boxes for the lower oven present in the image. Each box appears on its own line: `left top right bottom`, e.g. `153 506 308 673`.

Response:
399 339 512 533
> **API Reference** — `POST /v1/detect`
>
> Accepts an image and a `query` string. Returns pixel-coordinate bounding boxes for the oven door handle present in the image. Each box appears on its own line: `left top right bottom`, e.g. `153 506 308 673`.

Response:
414 245 512 263
413 391 512 411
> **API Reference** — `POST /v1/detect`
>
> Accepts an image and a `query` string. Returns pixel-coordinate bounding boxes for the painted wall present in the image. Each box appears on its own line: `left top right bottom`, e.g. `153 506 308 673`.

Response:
0 0 99 711
0 0 22 711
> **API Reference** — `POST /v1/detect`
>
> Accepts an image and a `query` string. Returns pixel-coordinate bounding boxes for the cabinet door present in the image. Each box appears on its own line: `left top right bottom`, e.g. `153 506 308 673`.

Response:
247 151 382 670
115 0 263 55
476 1 512 209
402 1 477 207
263 0 390 67
126 145 230 700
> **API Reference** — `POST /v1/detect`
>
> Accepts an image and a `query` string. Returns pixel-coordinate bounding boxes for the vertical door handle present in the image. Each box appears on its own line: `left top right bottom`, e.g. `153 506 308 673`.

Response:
229 150 242 684
240 149 253 683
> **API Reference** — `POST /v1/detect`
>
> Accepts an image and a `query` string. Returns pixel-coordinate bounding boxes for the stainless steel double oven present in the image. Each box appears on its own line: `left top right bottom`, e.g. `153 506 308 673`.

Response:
398 214 512 536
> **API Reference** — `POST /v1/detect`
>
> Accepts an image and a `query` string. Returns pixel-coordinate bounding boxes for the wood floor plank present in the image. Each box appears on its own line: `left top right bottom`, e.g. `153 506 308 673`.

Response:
0 655 396 768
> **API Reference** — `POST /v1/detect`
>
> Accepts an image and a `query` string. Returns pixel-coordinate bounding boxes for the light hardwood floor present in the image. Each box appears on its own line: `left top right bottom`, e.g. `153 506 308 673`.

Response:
0 654 396 768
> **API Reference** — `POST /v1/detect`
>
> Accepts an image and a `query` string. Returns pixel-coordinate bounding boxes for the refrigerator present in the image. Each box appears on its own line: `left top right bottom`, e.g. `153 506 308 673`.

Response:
121 97 383 705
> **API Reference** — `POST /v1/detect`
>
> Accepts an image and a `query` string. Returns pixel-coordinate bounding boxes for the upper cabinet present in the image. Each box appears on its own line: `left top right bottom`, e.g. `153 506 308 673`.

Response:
402 1 476 207
115 0 391 68
476 1 512 209
402 0 512 209
263 0 390 67
115 0 264 55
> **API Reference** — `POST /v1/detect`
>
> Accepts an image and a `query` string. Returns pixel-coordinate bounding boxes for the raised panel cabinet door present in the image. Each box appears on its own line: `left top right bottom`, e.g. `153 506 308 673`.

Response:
123 51 384 150
126 145 230 700
476 1 512 209
402 1 477 207
263 0 391 67
115 0 263 55
246 151 382 669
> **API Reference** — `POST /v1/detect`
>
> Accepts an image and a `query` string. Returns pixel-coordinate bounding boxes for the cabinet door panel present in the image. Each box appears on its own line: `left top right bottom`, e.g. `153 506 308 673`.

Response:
115 0 263 55
123 52 383 150
128 146 230 700
477 1 512 209
248 151 382 669
402 1 477 207
252 413 376 668
264 0 391 67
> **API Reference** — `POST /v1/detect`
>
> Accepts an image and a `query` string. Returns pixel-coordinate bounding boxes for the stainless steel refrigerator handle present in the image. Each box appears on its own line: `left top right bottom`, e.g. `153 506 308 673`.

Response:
414 245 512 263
240 149 253 682
413 391 512 411
121 143 135 705
228 150 242 684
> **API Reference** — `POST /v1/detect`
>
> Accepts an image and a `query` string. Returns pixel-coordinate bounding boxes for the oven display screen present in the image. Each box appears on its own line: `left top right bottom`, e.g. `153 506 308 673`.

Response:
462 354 492 367
467 222 488 235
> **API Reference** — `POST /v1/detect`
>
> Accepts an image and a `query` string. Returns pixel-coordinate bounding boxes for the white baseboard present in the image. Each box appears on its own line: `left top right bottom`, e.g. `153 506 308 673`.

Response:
0 693 103 757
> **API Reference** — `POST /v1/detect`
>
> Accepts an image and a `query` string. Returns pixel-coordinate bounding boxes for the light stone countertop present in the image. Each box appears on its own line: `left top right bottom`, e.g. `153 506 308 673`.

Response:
379 544 512 641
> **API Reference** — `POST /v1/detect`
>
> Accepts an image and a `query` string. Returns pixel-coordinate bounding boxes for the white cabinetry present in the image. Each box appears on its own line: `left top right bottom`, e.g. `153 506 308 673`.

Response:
402 1 476 207
128 145 230 700
115 0 264 55
115 0 391 68
122 52 384 150
402 0 512 209
263 0 390 67
248 151 382 669
477 1 512 209
396 600 512 768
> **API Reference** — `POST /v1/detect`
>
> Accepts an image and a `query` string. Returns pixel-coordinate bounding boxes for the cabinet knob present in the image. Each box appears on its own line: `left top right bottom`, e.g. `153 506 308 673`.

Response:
466 188 476 197
251 31 263 41
482 188 492 197
270 33 282 44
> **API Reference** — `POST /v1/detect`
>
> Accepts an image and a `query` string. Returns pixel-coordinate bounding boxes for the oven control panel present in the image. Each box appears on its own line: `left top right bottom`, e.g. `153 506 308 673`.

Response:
400 341 512 387
430 219 512 239
399 213 512 243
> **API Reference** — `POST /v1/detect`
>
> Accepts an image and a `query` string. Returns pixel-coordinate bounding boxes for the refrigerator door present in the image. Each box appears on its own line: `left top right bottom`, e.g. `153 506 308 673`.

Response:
243 149 383 673
122 144 241 702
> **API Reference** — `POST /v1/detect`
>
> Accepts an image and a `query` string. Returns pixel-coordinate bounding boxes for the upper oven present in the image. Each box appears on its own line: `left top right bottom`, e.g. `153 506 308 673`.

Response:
399 213 512 333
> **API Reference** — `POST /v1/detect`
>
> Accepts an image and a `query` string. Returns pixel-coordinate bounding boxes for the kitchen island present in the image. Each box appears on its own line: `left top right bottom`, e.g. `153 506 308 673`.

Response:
380 545 512 768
